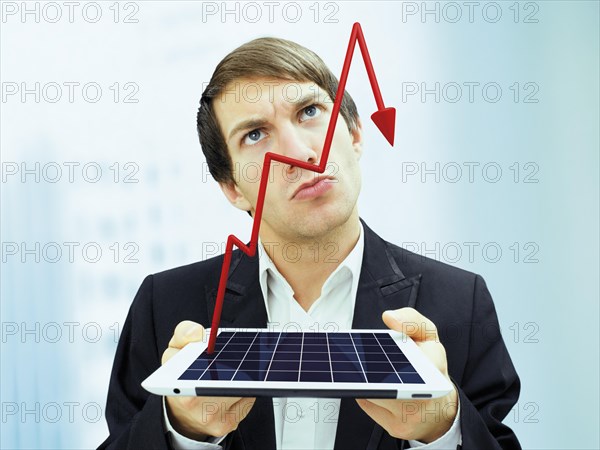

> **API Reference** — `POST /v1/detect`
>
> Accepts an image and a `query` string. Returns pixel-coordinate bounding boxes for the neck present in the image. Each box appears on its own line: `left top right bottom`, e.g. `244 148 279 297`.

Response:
260 210 361 311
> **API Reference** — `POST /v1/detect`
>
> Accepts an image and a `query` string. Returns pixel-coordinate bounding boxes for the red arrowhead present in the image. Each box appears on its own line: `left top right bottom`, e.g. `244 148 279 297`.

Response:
371 107 396 147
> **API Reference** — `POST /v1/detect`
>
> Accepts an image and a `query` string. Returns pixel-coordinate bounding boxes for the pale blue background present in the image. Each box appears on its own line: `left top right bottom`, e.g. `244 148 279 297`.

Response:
1 1 598 449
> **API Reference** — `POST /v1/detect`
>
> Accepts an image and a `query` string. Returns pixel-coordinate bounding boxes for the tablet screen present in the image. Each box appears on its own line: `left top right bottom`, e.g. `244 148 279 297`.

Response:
177 331 424 385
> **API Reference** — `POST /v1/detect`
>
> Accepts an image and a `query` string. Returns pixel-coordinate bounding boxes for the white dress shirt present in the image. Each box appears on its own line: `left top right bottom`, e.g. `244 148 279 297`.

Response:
163 222 462 449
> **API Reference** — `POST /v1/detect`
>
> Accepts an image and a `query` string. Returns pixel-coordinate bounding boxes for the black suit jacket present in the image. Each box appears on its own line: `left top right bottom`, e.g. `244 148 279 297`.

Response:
98 219 521 450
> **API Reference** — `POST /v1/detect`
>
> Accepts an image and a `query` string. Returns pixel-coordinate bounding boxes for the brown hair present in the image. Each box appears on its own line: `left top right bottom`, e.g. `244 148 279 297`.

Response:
196 37 360 186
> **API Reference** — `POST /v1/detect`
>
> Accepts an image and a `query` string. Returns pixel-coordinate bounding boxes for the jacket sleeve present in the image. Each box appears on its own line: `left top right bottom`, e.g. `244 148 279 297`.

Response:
97 274 172 449
454 274 522 450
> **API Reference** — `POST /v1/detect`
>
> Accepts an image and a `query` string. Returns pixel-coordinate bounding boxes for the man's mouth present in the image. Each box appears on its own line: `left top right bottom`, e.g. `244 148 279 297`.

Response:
291 176 336 201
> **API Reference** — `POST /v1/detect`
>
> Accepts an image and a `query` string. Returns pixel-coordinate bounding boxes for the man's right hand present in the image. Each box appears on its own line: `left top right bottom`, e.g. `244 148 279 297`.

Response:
161 321 257 441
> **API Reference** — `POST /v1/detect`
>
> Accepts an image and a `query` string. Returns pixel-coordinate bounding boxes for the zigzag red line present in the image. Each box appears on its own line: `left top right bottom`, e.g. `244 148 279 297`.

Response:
208 22 389 353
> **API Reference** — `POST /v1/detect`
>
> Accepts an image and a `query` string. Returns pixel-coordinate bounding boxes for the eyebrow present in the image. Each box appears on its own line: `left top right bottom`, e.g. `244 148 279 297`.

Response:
227 91 326 143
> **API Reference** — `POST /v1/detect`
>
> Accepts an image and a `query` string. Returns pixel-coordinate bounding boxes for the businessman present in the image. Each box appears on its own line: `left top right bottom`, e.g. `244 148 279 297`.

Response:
99 36 521 449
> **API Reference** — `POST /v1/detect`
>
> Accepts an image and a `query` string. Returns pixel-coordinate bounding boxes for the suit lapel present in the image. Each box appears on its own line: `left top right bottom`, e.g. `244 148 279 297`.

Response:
205 246 268 329
334 219 421 450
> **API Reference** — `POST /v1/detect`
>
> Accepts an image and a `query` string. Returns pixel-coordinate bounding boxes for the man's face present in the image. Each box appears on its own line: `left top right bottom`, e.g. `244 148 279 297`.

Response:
214 77 363 242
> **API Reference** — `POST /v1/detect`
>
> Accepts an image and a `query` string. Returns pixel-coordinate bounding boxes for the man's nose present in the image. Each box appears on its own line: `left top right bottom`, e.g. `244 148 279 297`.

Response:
277 124 319 168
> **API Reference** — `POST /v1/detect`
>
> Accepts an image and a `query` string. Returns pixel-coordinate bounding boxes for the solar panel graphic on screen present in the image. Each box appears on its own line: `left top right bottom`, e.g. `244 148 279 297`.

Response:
178 331 425 384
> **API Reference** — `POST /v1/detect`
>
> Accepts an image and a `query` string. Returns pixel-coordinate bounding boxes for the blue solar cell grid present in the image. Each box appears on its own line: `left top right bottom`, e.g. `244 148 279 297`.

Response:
178 332 424 384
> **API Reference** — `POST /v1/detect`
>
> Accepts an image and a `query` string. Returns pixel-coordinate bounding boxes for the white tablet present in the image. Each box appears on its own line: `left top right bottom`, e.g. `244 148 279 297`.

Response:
142 329 453 399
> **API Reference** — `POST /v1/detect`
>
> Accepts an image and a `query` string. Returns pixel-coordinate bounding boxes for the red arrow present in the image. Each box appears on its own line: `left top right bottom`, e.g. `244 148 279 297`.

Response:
207 22 395 353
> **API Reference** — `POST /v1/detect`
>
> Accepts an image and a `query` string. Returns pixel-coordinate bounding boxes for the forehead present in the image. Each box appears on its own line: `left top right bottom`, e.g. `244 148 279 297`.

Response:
213 77 330 134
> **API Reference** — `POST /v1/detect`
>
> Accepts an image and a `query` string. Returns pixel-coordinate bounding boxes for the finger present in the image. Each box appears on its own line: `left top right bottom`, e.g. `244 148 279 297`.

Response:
227 396 256 410
191 397 253 424
171 396 244 415
382 307 438 342
356 399 396 430
225 397 256 422
161 346 180 365
214 397 245 411
191 396 242 413
359 396 427 413
205 397 255 413
358 398 399 412
168 321 205 349
197 397 257 436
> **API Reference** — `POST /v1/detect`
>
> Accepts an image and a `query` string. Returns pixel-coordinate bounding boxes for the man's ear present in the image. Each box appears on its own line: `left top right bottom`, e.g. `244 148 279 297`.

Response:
219 180 253 213
350 117 364 160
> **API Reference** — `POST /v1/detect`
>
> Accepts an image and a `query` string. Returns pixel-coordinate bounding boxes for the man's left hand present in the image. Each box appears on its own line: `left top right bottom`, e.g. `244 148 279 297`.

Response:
355 307 458 443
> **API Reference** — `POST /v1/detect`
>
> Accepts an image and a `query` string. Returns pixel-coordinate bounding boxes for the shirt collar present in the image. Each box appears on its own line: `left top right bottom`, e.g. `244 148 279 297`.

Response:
258 221 365 323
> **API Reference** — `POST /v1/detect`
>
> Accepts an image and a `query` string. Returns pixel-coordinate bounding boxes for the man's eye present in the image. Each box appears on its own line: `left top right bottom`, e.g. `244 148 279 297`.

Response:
242 129 265 146
299 104 322 122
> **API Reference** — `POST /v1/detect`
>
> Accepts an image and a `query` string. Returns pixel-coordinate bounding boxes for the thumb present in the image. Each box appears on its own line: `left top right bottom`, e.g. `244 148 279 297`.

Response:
382 309 405 331
382 307 438 342
169 321 205 349
183 323 205 343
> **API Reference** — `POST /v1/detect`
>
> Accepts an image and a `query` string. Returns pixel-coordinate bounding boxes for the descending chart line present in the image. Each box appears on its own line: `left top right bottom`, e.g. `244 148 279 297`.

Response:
207 22 396 353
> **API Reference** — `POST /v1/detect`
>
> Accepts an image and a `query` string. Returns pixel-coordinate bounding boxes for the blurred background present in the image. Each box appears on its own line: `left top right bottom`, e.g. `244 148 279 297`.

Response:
1 1 598 448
